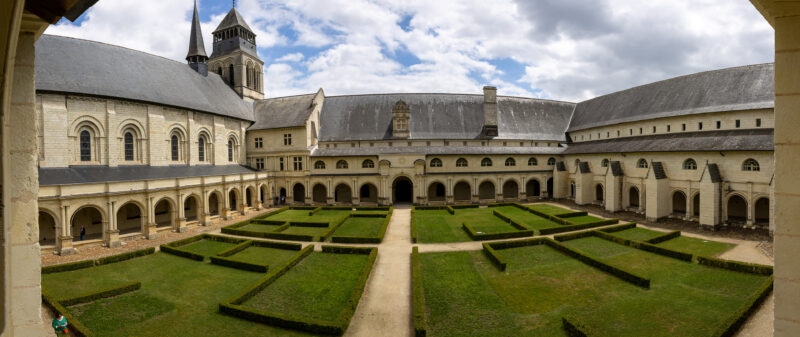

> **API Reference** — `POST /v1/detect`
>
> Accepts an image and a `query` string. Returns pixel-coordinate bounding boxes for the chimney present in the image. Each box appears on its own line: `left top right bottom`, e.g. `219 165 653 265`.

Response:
482 86 498 138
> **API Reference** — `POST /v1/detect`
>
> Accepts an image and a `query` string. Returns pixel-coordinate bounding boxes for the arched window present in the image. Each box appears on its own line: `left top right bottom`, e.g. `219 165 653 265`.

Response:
336 160 348 169
362 159 375 168
79 130 91 161
198 136 206 162
574 159 580 166
171 135 179 161
547 157 555 165
528 157 537 166
742 158 760 171
228 139 234 162
481 158 493 167
456 158 468 167
217 66 222 76
124 132 134 161
683 158 697 170
430 158 442 167
314 161 325 169
505 157 516 166
601 159 609 167
637 159 648 168
228 64 234 85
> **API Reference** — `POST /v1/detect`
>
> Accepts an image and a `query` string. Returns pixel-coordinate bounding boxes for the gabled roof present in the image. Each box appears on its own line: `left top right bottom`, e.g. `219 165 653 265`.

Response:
706 163 722 183
568 63 774 131
35 35 254 121
249 93 316 130
561 129 773 154
310 145 564 157
610 161 624 176
651 162 668 179
186 1 207 59
318 93 574 141
578 162 591 174
39 165 255 186
213 7 253 33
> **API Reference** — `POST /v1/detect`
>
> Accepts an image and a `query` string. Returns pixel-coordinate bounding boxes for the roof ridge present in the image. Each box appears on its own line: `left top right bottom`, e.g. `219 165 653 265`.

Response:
42 34 186 66
261 93 316 100
325 92 575 104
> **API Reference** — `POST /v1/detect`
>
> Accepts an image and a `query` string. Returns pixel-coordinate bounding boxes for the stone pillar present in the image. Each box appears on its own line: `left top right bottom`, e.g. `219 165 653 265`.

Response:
201 190 212 225
145 196 159 239
698 181 720 230
552 167 568 199
604 173 623 212
57 205 75 255
176 193 188 232
644 175 670 221
574 171 593 205
105 201 120 248
3 15 48 335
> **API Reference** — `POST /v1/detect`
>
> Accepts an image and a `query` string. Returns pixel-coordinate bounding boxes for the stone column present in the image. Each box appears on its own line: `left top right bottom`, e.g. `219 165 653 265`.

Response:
644 174 670 221
57 205 75 255
145 196 159 239
105 201 120 248
604 173 623 212
176 193 188 232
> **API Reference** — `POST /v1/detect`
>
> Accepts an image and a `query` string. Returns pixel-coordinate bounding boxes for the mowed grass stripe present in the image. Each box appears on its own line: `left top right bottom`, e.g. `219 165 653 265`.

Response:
333 216 385 237
655 235 735 257
242 252 370 322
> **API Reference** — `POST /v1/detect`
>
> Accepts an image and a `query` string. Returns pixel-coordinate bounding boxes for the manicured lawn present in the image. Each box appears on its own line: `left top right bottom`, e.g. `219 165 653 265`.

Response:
279 225 330 237
333 216 385 237
414 208 510 243
527 203 573 216
352 210 389 216
226 246 301 266
418 238 769 336
179 239 237 257
561 215 604 224
237 223 284 232
42 253 311 336
266 209 350 224
491 206 562 233
609 227 668 242
656 235 736 257
243 252 370 321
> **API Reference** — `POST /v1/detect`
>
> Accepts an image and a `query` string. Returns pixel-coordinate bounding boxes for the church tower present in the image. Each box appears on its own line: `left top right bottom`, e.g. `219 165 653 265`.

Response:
186 0 208 76
207 3 264 101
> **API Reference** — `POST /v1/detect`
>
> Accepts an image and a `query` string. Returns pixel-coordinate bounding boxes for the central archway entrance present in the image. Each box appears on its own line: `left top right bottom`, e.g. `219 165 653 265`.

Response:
393 177 413 204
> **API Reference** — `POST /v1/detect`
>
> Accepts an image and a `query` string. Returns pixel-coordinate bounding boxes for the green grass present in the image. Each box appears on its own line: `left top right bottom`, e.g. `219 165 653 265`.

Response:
243 252 370 321
179 239 237 257
419 239 769 336
656 236 736 257
279 225 330 237
237 223 284 233
491 206 562 232
265 209 350 224
562 215 604 224
352 210 389 216
414 208 511 243
610 227 668 242
333 216 385 237
226 246 301 266
42 253 311 336
527 203 573 216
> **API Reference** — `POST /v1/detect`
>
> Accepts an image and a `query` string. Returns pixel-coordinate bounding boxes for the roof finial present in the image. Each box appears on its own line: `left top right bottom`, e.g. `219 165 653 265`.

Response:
233 0 236 8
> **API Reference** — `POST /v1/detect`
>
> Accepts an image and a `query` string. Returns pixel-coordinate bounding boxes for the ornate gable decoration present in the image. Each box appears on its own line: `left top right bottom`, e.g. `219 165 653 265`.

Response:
392 100 410 139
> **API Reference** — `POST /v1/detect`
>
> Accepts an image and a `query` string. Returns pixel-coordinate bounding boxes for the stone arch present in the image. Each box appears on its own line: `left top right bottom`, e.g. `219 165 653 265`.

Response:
258 183 268 204
293 183 305 203
570 181 575 198
312 184 327 204
154 197 175 229
183 194 200 221
72 117 104 163
754 197 769 225
279 188 287 204
228 188 240 211
38 209 58 245
392 176 414 203
629 186 640 208
69 115 106 137
502 180 519 199
672 190 687 215
168 124 188 162
726 194 748 223
208 191 222 216
71 205 105 241
360 183 378 203
692 192 700 217
334 183 353 203
478 180 495 200
117 201 144 235
526 179 541 197
595 184 604 202
245 186 256 207
454 181 471 201
427 181 446 202
546 178 553 198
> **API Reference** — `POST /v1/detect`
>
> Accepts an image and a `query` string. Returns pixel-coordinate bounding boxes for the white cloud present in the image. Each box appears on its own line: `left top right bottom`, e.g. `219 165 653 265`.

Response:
275 52 304 62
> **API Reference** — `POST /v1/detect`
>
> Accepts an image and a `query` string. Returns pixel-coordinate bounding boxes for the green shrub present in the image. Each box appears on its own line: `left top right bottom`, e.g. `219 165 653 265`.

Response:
413 205 447 210
487 237 547 250
350 213 386 218
711 275 773 337
289 206 317 210
645 230 681 244
250 239 302 250
354 206 391 211
482 243 507 271
289 221 329 228
308 207 323 216
95 247 156 266
493 209 511 222
166 234 205 248
555 211 589 218
696 256 773 275
221 226 269 238
561 316 591 337
319 216 349 242
42 289 94 337
159 244 204 261
225 245 314 306
594 231 693 262
321 245 374 254
451 204 479 209
487 202 516 207
333 248 378 332
598 222 637 233
217 241 253 257
253 207 289 220
446 206 455 215
410 210 418 243
219 304 342 335
262 232 315 242
204 234 246 244
553 230 597 242
59 281 141 306
539 219 620 235
41 259 95 274
210 255 269 273
544 238 651 289
411 247 427 337
322 206 354 210
462 222 534 241
251 219 287 226
331 236 382 244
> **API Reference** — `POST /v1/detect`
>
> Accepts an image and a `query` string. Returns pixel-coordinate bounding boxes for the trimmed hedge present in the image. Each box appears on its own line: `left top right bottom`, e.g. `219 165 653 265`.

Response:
410 210 418 243
350 213 387 218
210 255 269 273
461 222 533 241
487 237 547 250
451 204 480 209
446 206 455 215
309 207 323 216
323 206 354 210
553 230 597 242
262 231 315 242
290 221 329 228
562 316 591 337
251 219 289 226
332 248 378 332
166 234 205 247
482 243 507 271
159 244 204 261
225 245 315 306
319 216 349 242
219 304 341 335
598 222 637 233
411 247 427 337
42 290 94 337
487 202 516 207
645 230 682 244
413 205 447 210
321 245 374 254
251 239 302 250
42 259 95 274
217 240 254 257
60 281 142 306
594 231 693 262
539 219 620 235
697 256 773 275
711 275 774 337
355 206 391 211
289 206 317 210
95 247 155 266
544 238 650 289
253 207 289 220
555 211 589 218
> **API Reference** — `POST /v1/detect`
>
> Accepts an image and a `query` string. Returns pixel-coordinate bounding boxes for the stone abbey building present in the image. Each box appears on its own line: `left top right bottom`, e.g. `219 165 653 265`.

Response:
35 4 774 255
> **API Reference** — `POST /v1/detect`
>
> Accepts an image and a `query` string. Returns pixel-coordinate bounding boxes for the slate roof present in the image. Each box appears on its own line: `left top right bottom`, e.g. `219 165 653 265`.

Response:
213 7 253 33
35 35 254 121
311 146 564 157
568 63 774 131
610 161 623 176
249 94 316 130
317 94 574 141
561 129 773 154
651 162 667 179
39 165 256 186
579 162 591 174
707 163 722 183
556 162 567 172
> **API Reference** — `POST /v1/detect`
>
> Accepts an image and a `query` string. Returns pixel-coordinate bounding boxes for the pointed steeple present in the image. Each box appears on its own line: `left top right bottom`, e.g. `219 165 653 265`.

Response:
186 0 208 75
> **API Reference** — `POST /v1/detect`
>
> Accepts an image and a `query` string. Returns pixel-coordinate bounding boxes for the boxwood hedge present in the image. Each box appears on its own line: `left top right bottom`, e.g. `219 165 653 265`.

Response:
41 259 95 274
711 275 774 337
645 230 681 244
544 238 651 289
594 231 693 262
411 247 427 337
210 255 269 273
42 289 94 337
482 243 507 271
461 222 534 241
697 256 773 275
59 281 142 306
95 247 155 266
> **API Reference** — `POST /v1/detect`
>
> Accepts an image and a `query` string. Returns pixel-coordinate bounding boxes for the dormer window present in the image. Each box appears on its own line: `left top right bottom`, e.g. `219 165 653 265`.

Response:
392 100 410 139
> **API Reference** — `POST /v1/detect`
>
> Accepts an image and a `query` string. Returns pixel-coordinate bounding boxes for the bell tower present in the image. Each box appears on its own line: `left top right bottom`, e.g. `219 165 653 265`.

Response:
207 2 264 101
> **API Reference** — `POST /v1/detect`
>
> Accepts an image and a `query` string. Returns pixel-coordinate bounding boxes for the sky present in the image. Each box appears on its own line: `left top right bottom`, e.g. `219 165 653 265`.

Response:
46 0 774 102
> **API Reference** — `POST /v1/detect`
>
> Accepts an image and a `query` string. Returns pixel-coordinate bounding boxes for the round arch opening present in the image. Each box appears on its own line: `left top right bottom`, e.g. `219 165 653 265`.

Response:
39 210 57 245
453 181 471 201
71 206 103 241
502 180 518 199
360 183 378 203
293 183 306 203
154 199 173 228
478 181 495 200
526 179 541 199
393 177 414 204
117 202 143 235
427 182 446 202
335 184 353 203
312 184 327 204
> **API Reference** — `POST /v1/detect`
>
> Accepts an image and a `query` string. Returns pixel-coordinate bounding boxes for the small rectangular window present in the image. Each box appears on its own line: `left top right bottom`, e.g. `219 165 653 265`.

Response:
617 130 620 137
652 126 656 133
629 129 632 135
279 157 284 171
716 121 721 129
735 120 741 128
255 158 264 170
698 122 703 130
682 123 686 131
639 128 643 134
667 125 671 132
254 137 263 148
756 118 762 127
293 157 302 171
283 134 292 145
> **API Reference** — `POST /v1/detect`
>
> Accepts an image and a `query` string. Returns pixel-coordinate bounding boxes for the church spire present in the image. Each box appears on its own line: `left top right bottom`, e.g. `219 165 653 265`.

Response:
186 0 208 75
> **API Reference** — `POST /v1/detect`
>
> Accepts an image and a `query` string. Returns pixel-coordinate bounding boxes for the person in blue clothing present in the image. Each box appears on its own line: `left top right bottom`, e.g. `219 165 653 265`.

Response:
52 311 69 335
